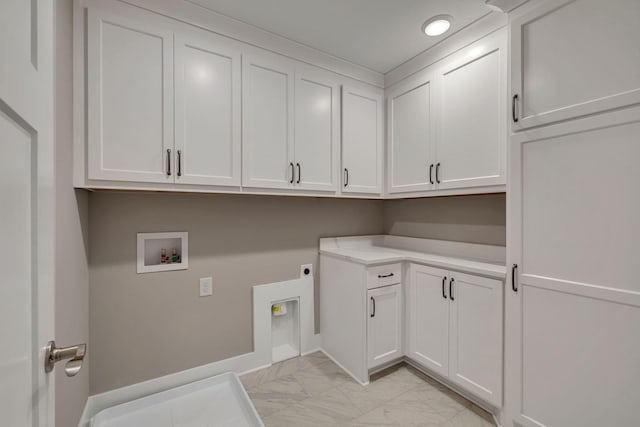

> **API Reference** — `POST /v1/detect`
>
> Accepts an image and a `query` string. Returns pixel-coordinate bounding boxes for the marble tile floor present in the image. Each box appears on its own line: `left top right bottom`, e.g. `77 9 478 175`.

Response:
241 352 496 427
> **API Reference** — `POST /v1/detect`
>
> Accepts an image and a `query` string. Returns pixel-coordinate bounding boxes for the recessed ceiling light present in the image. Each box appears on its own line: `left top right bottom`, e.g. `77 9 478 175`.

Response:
422 15 453 37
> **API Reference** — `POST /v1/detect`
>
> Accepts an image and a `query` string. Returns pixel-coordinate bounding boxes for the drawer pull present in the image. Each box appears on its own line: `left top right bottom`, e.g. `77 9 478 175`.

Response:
378 273 395 278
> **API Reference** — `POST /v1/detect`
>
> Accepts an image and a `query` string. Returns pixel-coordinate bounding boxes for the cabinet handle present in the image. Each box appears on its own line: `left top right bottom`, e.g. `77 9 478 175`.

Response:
289 162 294 184
166 149 171 176
512 264 518 292
449 277 455 301
344 168 349 187
378 273 394 278
435 163 441 184
429 164 434 185
442 276 447 299
370 297 375 318
177 150 182 177
512 94 519 123
296 163 301 184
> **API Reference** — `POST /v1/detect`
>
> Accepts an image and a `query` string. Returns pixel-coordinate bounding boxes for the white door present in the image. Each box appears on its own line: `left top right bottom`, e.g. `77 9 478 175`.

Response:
435 31 506 190
174 30 241 187
86 4 174 183
387 76 435 193
0 0 54 425
448 272 503 407
505 107 640 427
341 85 383 194
242 53 294 189
368 284 403 369
293 69 339 191
510 0 640 130
407 264 449 377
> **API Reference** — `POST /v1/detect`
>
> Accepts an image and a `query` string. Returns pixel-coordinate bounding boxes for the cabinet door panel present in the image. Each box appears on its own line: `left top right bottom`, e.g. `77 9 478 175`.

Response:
174 32 240 186
449 272 502 407
87 7 173 183
342 86 383 194
387 79 434 193
436 32 506 189
407 264 448 377
511 0 640 129
368 284 403 369
242 54 294 189
294 72 338 191
507 108 640 427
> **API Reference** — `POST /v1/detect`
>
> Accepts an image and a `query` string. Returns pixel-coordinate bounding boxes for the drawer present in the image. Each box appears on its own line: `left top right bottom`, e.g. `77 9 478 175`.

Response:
367 263 402 289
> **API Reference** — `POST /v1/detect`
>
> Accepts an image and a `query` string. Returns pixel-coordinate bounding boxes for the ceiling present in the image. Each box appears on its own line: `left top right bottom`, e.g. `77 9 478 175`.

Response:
187 0 494 74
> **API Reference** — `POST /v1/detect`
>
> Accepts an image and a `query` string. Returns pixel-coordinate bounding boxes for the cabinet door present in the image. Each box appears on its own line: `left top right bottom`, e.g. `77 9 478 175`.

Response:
242 53 294 189
448 272 503 407
368 284 403 369
387 76 435 193
407 264 448 377
435 31 506 190
294 69 339 191
506 108 640 427
86 6 173 183
174 31 241 186
342 85 383 194
511 0 640 130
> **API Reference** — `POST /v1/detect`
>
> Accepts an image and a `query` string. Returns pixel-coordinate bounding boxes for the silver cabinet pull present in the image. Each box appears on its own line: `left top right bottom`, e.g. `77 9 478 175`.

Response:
166 149 172 176
45 341 86 377
177 150 182 177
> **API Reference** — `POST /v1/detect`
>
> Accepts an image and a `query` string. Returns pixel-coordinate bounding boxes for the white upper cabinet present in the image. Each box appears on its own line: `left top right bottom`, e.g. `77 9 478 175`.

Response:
294 69 339 191
387 77 435 193
448 271 503 407
511 0 640 130
86 6 173 183
242 53 295 190
174 30 241 186
435 31 506 189
341 85 383 194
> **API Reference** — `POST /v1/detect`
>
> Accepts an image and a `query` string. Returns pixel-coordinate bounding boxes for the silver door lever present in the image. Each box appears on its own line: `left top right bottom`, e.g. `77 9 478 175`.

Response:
44 341 86 377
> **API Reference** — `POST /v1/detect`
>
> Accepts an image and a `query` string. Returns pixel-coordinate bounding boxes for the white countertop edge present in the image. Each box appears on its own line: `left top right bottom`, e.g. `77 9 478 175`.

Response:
319 249 507 280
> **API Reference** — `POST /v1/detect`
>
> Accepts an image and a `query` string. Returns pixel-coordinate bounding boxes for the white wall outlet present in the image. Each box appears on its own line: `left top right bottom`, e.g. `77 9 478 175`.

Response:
300 264 313 278
199 277 213 297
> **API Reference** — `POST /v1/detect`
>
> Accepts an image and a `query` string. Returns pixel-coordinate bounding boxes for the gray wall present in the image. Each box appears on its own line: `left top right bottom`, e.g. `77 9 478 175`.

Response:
55 0 91 426
383 194 506 246
89 192 384 393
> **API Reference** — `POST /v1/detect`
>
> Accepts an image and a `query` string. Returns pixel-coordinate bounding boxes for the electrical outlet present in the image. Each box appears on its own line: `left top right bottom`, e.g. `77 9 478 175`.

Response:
300 264 313 278
199 277 213 297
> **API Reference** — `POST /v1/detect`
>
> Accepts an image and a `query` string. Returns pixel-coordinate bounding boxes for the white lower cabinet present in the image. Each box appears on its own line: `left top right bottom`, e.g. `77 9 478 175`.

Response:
408 264 503 407
368 284 403 369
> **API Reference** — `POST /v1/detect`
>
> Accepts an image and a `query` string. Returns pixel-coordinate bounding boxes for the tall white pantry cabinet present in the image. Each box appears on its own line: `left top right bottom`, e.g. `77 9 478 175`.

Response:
505 1 640 426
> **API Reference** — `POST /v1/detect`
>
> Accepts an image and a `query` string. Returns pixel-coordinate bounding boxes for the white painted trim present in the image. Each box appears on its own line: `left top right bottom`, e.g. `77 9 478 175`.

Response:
384 12 507 89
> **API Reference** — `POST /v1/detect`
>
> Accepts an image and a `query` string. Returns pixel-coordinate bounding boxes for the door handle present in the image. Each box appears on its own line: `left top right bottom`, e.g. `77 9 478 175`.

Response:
166 149 171 176
449 277 454 301
344 168 349 187
177 150 182 177
512 264 518 292
429 164 434 185
289 162 294 184
435 163 441 184
44 341 86 377
370 297 376 318
442 276 447 299
512 94 519 123
296 163 301 184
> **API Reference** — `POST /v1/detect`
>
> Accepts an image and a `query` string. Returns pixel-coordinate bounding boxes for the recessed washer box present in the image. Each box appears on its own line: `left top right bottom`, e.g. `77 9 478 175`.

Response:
137 232 188 273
